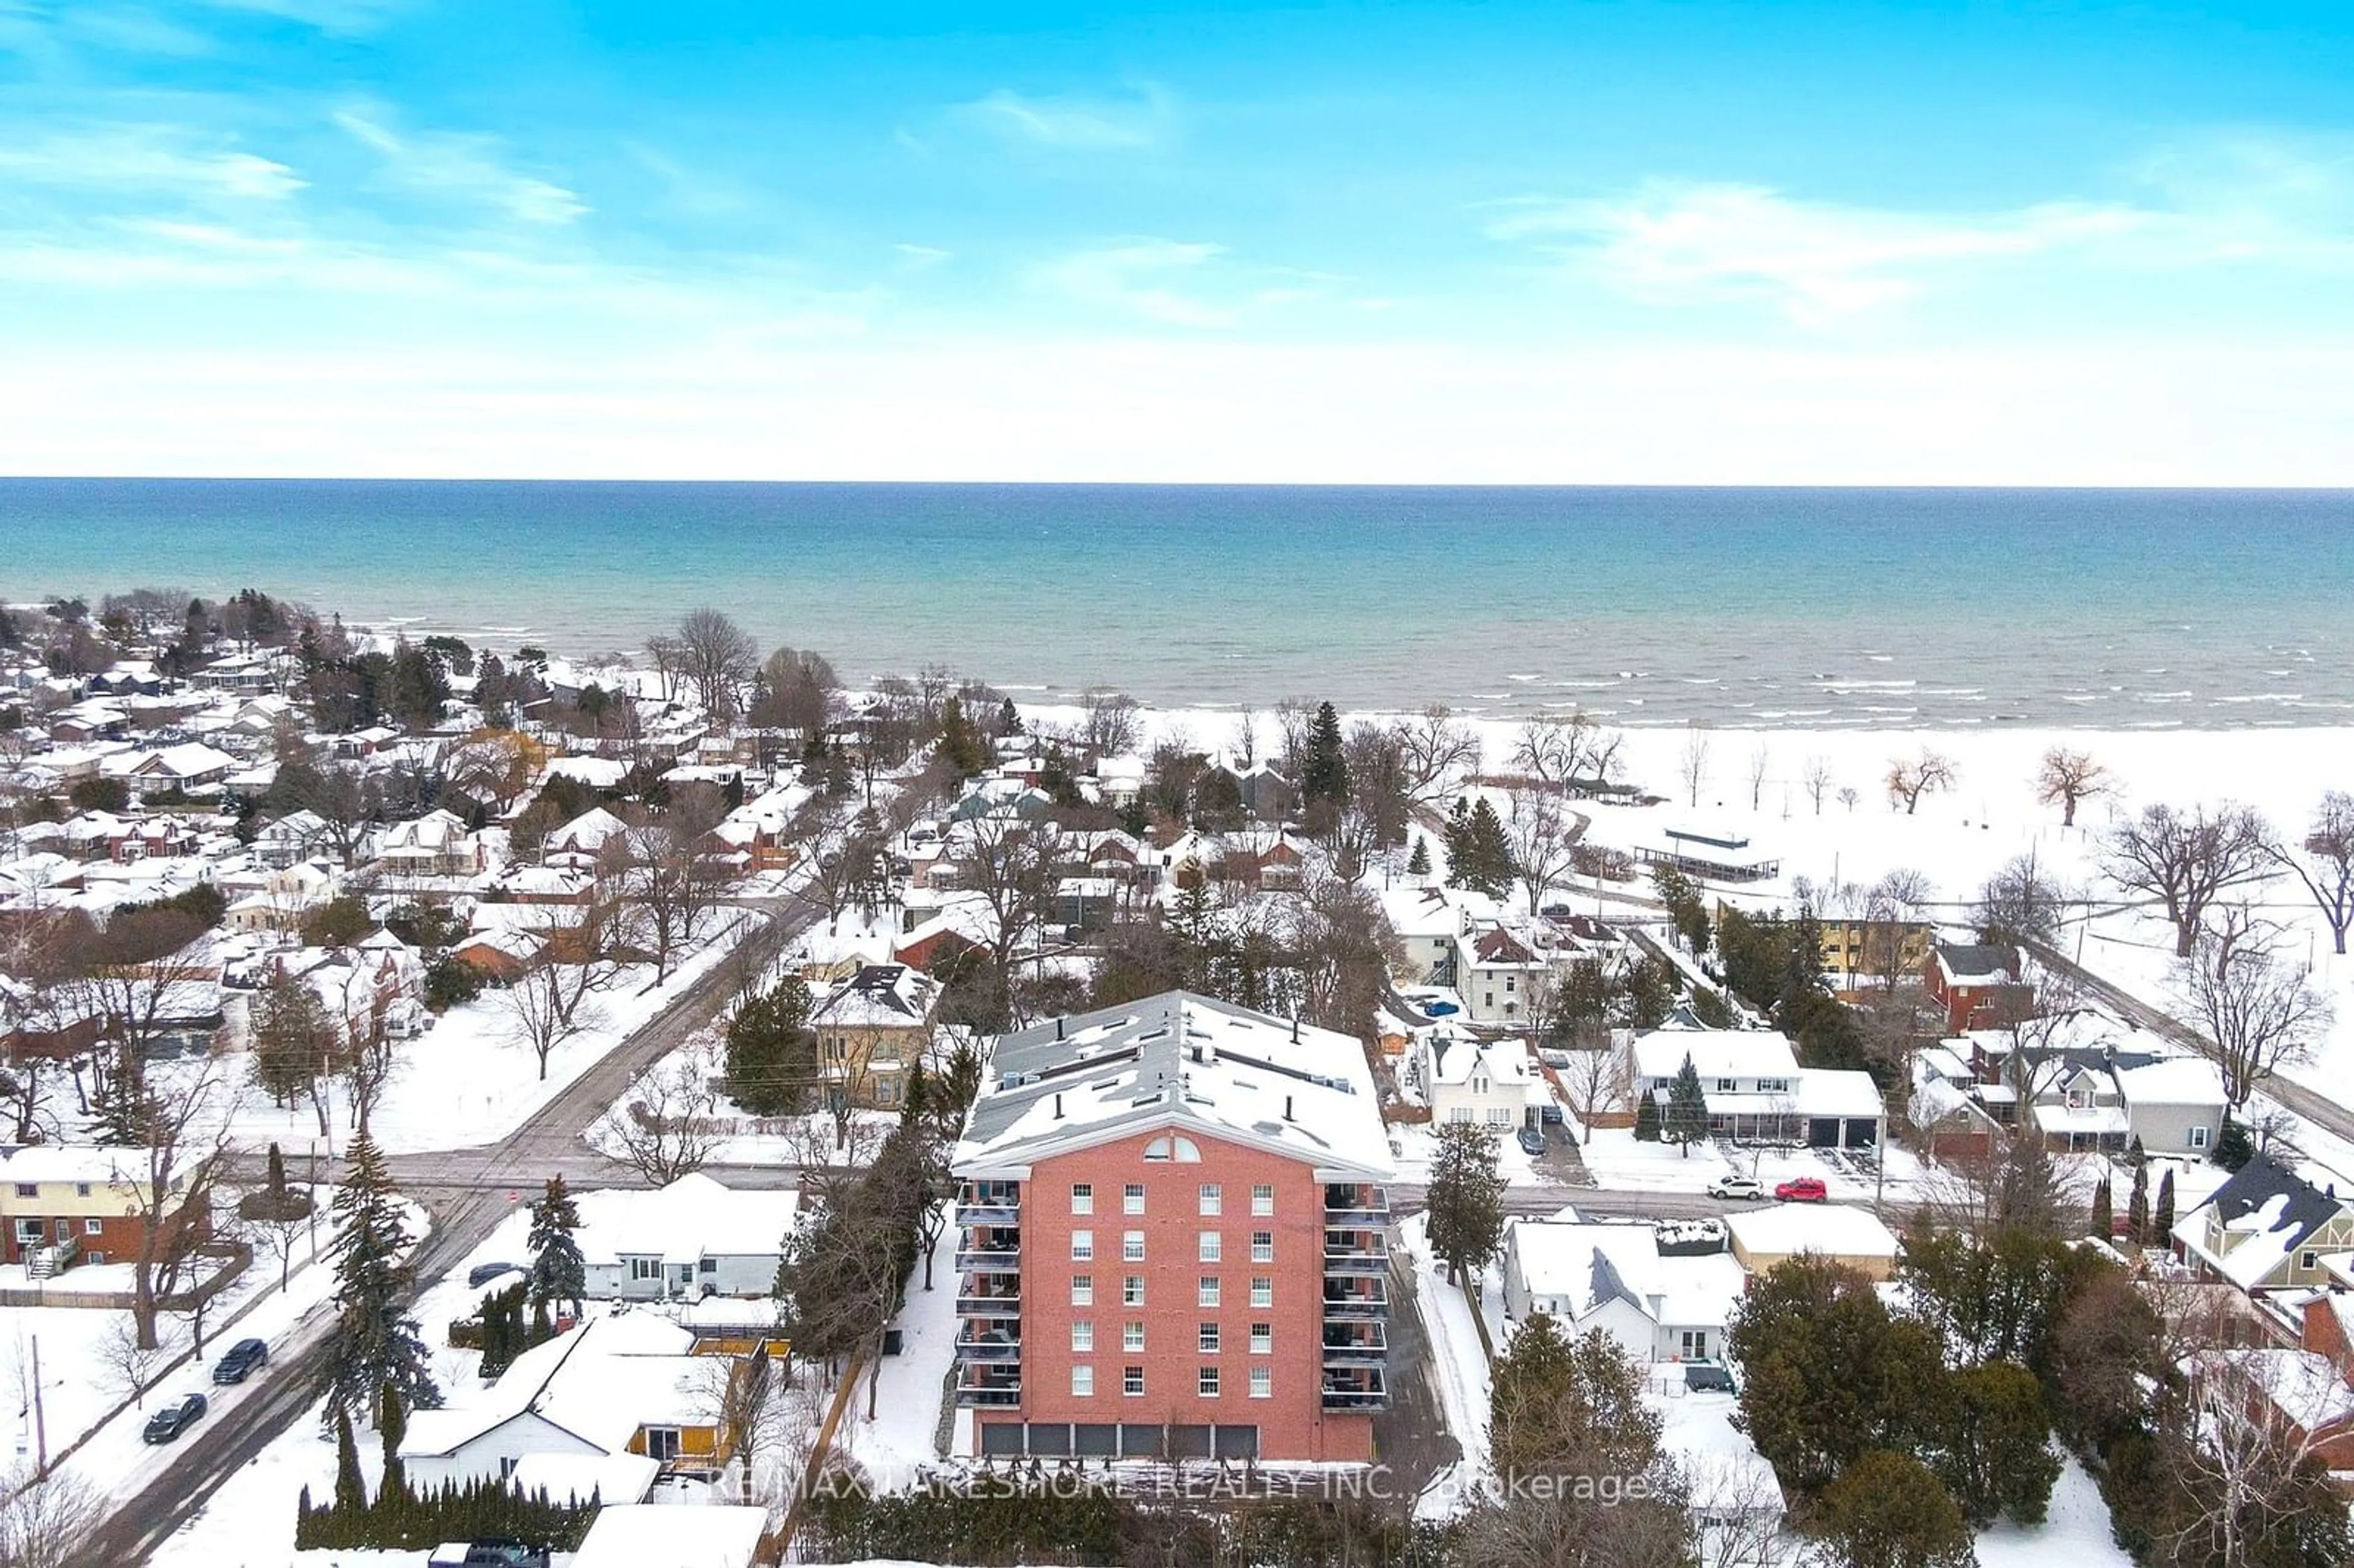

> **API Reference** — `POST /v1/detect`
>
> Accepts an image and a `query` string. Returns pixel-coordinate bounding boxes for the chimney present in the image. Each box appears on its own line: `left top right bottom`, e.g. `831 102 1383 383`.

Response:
1647 1292 1665 1321
1202 1037 1217 1066
1053 1093 1064 1120
1284 1094 1294 1122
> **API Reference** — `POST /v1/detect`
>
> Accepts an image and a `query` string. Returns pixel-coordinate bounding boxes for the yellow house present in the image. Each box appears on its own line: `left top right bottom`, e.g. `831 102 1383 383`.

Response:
0 1146 189 1274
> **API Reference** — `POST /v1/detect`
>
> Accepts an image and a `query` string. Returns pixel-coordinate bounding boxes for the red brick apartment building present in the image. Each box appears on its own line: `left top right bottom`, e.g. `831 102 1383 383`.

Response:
950 992 1394 1464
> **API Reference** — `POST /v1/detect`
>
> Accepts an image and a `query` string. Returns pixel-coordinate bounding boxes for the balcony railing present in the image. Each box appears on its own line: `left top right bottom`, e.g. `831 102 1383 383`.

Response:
955 1382 1023 1408
955 1198 1023 1226
953 1336 1024 1363
1321 1247 1390 1276
1321 1339 1387 1366
953 1246 1023 1272
1322 1186 1392 1225
955 1284 1022 1316
1320 1385 1388 1411
1322 1292 1390 1320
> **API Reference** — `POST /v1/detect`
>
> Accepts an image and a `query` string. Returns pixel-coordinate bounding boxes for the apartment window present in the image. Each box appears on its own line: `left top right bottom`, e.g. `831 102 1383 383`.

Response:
1198 1276 1221 1307
1252 1183 1274 1216
1249 1367 1271 1400
74 1184 91 1198
1124 1322 1146 1352
83 1219 102 1237
2190 1124 2212 1150
1122 1230 1146 1262
1124 1182 1146 1215
11 1185 33 1200
1198 1231 1222 1263
1072 1182 1094 1214
1250 1323 1272 1354
1198 1322 1221 1353
1072 1321 1094 1352
1198 1366 1221 1397
1124 1366 1145 1397
1072 1275 1094 1306
1072 1365 1095 1397
1251 1277 1273 1308
1251 1231 1274 1263
1124 1275 1146 1306
1072 1229 1094 1262
1199 1182 1222 1216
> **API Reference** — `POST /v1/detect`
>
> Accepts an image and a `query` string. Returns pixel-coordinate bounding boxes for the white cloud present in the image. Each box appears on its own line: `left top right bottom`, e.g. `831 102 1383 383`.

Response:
1490 181 2148 322
1035 237 1231 327
954 85 1174 150
200 0 400 33
0 125 303 200
893 242 953 270
335 108 587 226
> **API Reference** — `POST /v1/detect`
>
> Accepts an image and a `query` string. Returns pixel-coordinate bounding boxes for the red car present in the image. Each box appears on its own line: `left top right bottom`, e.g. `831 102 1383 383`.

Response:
1773 1177 1827 1202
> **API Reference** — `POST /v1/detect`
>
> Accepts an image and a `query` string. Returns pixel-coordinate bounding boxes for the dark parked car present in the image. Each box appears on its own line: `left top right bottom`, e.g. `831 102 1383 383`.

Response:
427 1540 552 1568
142 1393 207 1445
468 1262 523 1289
211 1338 268 1385
1684 1363 1738 1393
1517 1125 1548 1157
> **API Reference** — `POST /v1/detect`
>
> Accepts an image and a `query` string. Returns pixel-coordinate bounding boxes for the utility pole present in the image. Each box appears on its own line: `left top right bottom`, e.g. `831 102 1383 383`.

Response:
30 1334 46 1473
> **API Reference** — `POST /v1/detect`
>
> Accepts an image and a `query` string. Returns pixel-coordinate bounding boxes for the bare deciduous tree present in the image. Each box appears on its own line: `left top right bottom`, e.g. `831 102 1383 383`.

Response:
610 785 731 982
2035 746 2112 828
1677 726 1712 809
501 905 612 1080
0 1464 104 1568
1884 747 1957 815
957 815 1068 1021
2274 790 2354 956
2105 802 2274 957
1802 755 1834 816
99 1315 164 1407
1745 743 1770 812
1077 688 1140 756
595 1038 726 1184
675 607 759 723
1558 1045 1620 1147
1504 788 1579 917
1397 704 1480 803
1978 848 2069 946
2175 908 2329 1110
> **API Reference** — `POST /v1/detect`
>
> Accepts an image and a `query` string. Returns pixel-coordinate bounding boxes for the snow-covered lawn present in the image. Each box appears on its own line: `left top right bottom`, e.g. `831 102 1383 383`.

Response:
826 1204 958 1489
225 911 755 1157
1977 1455 2132 1568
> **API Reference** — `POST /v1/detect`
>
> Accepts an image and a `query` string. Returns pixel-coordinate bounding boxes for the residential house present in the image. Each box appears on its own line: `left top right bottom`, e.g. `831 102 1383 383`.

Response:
1501 1216 1745 1364
1415 1032 1541 1131
2183 1346 2354 1471
570 1174 802 1301
253 810 334 869
2172 1155 2354 1298
1960 1022 2227 1155
1457 926 1547 1026
124 742 239 793
0 1144 200 1275
1724 1205 1902 1282
398 1314 758 1490
809 962 943 1110
1626 1025 1884 1149
375 809 486 878
950 991 1396 1463
541 807 630 869
1381 886 1467 987
1924 942 2035 1033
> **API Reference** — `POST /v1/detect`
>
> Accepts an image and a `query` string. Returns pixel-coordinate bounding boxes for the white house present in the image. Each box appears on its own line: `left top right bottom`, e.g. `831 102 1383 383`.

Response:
1457 925 1549 1024
1626 1025 1884 1150
573 1174 801 1301
1380 886 1467 986
1502 1216 1746 1364
1416 1032 1542 1131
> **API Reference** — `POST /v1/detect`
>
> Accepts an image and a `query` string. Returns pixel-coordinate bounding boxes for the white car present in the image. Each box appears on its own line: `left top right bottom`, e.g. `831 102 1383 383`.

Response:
1707 1175 1766 1201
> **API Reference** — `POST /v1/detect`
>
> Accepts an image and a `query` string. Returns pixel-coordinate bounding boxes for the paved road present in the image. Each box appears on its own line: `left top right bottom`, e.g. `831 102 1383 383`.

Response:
71 899 815 1568
2021 934 2354 1144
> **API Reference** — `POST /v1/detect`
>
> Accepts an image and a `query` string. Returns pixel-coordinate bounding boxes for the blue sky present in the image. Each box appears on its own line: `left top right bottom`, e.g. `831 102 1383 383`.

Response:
2 1 2351 480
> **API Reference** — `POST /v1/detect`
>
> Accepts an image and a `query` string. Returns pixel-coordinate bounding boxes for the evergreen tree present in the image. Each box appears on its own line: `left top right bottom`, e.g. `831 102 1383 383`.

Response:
1300 701 1349 809
1447 798 1514 897
1442 799 1474 883
1930 1361 2060 1526
2212 1117 2253 1171
1633 1088 1663 1143
1664 1054 1711 1157
332 1406 365 1515
267 1141 289 1200
2124 1134 2147 1169
2126 1160 2150 1244
936 696 990 779
1815 1450 1975 1568
1425 1123 1506 1284
526 1175 586 1319
379 1386 409 1501
899 1060 930 1131
2154 1168 2176 1240
325 1130 441 1433
725 977 819 1116
2089 1176 2112 1240
998 696 1023 737
1406 835 1431 878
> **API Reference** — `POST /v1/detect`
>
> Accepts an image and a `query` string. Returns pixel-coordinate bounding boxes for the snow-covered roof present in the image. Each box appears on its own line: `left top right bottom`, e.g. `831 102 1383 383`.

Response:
810 963 942 1030
400 1312 706 1460
508 1450 659 1507
572 1505 767 1568
1423 1032 1537 1090
1932 942 2020 985
2173 1154 2351 1290
574 1173 801 1266
956 991 1393 1181
0 1145 156 1187
1725 1204 1900 1263
544 755 630 789
1630 1027 1800 1083
2115 1057 2226 1108
1508 1217 1746 1330
2196 1347 2354 1434
1792 1069 1886 1121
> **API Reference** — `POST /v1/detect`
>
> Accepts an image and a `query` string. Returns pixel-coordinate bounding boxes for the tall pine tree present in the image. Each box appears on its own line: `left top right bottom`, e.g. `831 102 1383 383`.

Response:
527 1176 587 1320
1664 1054 1711 1158
1300 701 1350 809
2126 1159 2150 1244
2154 1168 2176 1241
326 1130 441 1433
1425 1123 1506 1285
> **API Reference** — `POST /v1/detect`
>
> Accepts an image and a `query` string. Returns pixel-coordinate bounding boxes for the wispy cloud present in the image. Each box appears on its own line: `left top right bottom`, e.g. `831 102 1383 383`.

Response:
61 6 215 55
1489 181 2146 322
953 84 1175 150
335 108 587 225
622 141 748 216
0 124 304 200
893 242 953 270
199 0 402 34
1035 237 1230 327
